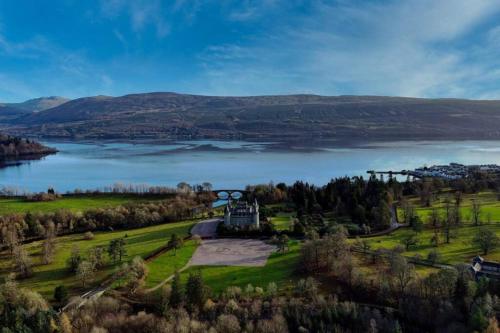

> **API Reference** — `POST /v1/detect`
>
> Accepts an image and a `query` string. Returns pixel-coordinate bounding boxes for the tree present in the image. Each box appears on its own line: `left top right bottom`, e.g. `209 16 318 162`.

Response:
389 254 415 297
168 233 183 255
185 270 208 312
471 198 482 226
427 249 441 264
54 285 69 304
0 275 53 332
88 246 106 269
2 219 23 254
372 201 392 230
277 234 289 253
42 221 56 264
76 260 95 287
441 198 457 244
472 227 499 255
169 271 183 308
13 245 33 278
58 312 73 333
117 238 127 261
401 233 419 250
127 256 148 293
67 245 82 272
430 228 441 247
428 208 441 227
409 215 423 233
216 314 241 333
108 238 127 263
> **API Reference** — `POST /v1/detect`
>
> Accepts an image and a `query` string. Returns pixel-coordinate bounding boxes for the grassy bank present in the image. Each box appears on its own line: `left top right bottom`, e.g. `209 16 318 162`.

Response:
397 191 500 223
0 219 196 298
145 240 198 287
361 223 500 264
0 194 170 215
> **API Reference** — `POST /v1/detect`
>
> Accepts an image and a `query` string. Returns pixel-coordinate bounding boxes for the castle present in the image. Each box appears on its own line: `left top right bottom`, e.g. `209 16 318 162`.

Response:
224 199 260 227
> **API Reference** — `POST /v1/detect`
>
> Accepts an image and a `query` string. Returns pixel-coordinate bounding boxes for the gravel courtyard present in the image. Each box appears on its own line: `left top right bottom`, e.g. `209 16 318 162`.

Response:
189 238 276 267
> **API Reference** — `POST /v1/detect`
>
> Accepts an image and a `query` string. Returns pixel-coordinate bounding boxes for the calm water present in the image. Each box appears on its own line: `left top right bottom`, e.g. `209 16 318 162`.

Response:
2 140 500 193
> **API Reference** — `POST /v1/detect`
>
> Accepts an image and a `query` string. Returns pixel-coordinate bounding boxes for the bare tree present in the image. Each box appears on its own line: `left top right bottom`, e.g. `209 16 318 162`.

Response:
389 254 415 297
13 245 33 278
77 260 95 287
427 208 441 228
470 198 482 226
42 221 56 264
1 218 24 254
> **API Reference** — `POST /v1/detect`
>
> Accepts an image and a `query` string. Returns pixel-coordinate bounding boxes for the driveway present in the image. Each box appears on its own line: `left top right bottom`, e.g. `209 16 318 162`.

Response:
190 218 221 238
189 238 276 267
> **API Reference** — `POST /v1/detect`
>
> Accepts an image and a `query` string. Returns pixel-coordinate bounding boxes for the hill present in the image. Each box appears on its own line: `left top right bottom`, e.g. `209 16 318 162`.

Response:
0 96 70 124
8 96 70 112
4 93 500 141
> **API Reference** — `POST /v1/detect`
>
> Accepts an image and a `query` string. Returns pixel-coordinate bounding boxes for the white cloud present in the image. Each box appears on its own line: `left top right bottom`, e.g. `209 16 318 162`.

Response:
99 0 171 38
228 0 282 22
197 0 500 98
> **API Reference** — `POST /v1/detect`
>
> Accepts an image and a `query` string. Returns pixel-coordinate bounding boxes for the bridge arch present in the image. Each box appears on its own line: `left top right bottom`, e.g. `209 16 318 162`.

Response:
212 189 248 200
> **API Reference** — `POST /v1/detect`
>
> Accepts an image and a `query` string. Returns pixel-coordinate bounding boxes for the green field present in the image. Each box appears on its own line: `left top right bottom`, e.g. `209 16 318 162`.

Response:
398 191 500 224
180 241 301 294
0 194 169 215
271 212 295 231
145 240 198 287
0 220 196 298
362 223 500 264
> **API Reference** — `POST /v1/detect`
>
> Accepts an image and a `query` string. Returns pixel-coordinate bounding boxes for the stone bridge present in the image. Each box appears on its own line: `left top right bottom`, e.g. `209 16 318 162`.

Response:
212 189 248 200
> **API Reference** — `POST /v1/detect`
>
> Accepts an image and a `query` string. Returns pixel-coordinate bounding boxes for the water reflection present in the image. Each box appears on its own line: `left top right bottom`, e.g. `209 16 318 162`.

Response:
2 139 500 193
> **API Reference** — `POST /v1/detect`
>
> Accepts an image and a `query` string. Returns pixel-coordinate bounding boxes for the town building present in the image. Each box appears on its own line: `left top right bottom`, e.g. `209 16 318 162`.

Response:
470 256 500 280
224 199 260 228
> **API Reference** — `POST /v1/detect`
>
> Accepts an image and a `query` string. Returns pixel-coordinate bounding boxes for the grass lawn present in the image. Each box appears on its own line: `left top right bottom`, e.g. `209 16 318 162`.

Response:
145 240 198 287
271 212 295 231
0 220 196 299
0 194 169 215
179 241 302 294
361 223 500 265
398 191 500 223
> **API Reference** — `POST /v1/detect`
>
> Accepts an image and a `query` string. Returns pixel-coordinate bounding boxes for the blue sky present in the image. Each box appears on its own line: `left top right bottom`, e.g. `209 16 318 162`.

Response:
1 0 500 102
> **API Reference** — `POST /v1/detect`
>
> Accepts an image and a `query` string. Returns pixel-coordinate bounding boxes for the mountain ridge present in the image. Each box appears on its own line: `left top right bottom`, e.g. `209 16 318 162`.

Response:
3 92 500 141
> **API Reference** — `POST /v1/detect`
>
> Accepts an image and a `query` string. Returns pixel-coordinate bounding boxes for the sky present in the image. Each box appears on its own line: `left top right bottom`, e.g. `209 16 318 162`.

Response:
1 0 500 102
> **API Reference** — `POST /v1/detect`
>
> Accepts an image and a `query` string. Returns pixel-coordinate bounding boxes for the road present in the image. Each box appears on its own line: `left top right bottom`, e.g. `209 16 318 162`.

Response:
190 218 221 238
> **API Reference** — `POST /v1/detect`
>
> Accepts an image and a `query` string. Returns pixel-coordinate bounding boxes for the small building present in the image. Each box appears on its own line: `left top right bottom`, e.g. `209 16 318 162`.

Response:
224 199 259 228
470 256 500 280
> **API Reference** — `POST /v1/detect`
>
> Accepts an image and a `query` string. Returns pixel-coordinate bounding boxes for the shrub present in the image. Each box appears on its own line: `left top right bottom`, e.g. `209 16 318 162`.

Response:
192 234 202 245
83 231 94 240
427 250 441 265
54 285 69 304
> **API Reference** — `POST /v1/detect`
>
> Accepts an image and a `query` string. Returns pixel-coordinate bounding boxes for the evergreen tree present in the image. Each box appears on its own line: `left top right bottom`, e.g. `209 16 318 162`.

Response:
169 271 183 308
168 233 183 255
185 270 207 312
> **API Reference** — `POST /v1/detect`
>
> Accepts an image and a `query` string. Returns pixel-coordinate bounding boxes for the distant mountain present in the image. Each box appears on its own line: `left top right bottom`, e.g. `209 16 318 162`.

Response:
3 92 500 141
6 96 70 112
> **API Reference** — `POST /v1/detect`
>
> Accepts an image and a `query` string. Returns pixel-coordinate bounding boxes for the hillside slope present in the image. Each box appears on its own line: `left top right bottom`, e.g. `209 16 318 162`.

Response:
8 96 70 112
4 93 500 141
